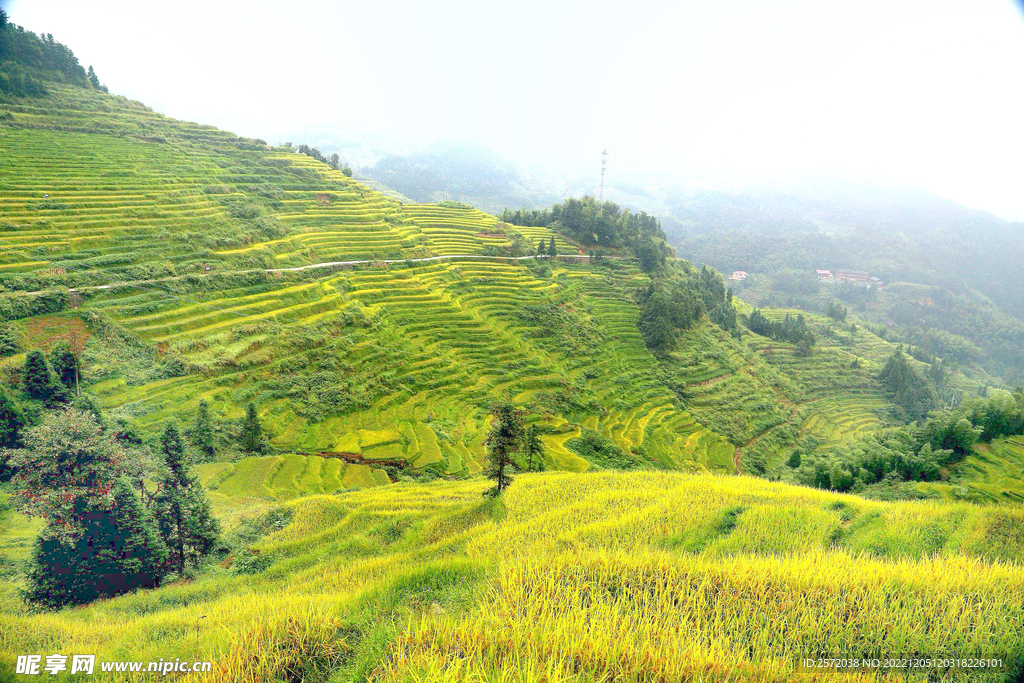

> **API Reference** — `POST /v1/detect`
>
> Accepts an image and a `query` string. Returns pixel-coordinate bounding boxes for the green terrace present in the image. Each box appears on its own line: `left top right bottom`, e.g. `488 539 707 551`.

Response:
0 81 941 480
57 257 736 475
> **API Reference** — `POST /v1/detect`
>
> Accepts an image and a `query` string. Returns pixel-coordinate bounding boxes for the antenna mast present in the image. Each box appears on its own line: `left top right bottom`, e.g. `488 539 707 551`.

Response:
598 149 608 201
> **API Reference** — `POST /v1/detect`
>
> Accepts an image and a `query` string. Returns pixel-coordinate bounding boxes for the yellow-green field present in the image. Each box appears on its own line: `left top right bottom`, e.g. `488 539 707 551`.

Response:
1 81 956 481
1 469 1022 681
915 436 1024 504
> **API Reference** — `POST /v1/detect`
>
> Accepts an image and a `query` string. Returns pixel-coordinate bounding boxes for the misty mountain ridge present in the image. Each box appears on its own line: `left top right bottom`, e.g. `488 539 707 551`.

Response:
357 140 563 214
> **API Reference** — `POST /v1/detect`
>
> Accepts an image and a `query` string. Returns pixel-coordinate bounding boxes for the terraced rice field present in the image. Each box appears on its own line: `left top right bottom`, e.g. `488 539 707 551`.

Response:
744 310 892 451
0 84 915 478
3 470 1022 681
0 84 742 474
195 454 392 503
73 258 736 474
916 437 1024 503
0 85 567 281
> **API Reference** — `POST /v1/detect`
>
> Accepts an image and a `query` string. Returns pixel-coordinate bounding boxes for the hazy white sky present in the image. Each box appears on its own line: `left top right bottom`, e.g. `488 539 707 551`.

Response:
6 0 1024 218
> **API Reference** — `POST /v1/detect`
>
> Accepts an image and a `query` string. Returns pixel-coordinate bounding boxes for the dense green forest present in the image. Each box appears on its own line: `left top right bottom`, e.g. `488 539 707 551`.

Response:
0 10 104 96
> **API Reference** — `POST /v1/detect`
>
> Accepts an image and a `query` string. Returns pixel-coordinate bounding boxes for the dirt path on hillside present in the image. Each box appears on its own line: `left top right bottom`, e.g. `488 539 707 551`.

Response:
733 403 803 475
11 254 629 298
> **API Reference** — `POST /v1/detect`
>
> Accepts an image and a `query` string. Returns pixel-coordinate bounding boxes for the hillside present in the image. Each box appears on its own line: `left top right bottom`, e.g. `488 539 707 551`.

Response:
346 141 1024 384
2 16 1024 683
0 80 745 477
2 471 1022 681
662 182 1024 384
0 78 1000 483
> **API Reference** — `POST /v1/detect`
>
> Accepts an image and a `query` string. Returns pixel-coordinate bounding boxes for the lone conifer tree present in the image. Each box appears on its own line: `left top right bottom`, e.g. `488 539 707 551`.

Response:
485 401 523 494
537 239 545 256
0 389 24 449
240 402 265 453
188 399 216 460
547 236 557 257
0 325 18 356
49 341 78 388
0 389 25 481
523 425 545 472
151 423 219 575
22 350 53 400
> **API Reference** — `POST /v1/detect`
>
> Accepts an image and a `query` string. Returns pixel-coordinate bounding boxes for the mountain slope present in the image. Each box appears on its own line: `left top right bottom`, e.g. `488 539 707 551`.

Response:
662 182 1024 383
1 80 994 479
0 82 741 475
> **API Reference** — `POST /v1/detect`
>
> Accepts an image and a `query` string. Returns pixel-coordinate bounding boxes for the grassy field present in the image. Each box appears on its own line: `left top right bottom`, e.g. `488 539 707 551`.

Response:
1 469 1021 681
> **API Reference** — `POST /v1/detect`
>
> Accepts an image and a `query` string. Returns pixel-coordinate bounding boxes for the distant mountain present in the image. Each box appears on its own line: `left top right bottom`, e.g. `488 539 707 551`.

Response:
659 181 1024 382
662 181 1024 315
360 140 563 215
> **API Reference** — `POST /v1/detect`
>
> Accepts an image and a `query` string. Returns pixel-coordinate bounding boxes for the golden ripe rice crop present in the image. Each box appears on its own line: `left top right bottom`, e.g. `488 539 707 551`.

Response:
2 470 1021 681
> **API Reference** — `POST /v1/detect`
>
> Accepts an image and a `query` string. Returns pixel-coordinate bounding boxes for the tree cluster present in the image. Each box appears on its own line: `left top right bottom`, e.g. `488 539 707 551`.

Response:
0 13 104 96
6 408 220 608
878 346 938 422
636 265 737 352
795 426 952 492
795 388 1024 493
501 196 672 272
746 310 815 352
826 301 848 322
484 401 545 494
295 144 353 177
21 343 78 404
535 236 557 257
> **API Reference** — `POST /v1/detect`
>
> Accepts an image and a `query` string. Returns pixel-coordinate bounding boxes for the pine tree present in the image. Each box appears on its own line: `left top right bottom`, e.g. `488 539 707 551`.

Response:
49 341 78 388
485 401 523 494
0 324 18 356
0 389 25 481
523 425 545 472
161 422 186 475
537 239 544 256
26 478 168 608
151 423 219 575
240 402 265 453
22 350 53 400
188 399 216 460
547 236 557 257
